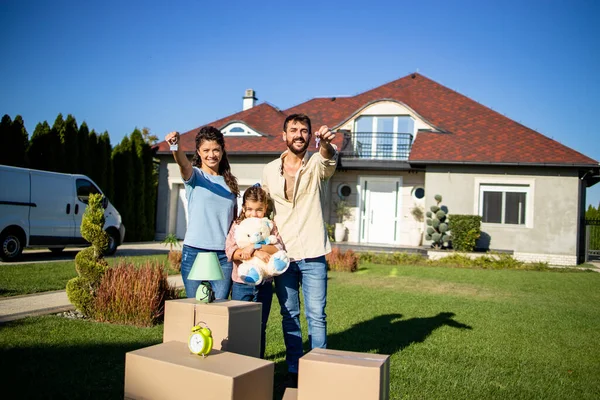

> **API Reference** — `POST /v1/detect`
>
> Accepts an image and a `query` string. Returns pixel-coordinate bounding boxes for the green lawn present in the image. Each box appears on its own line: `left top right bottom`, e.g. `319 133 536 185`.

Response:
0 255 176 297
1 264 599 399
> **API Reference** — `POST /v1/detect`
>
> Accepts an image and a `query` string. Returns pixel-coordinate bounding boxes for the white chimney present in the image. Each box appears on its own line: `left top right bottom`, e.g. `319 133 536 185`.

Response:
243 89 257 111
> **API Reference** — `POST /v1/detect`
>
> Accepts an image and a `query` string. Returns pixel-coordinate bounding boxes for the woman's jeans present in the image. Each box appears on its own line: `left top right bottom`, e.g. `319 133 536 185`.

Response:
232 280 273 359
274 256 328 373
180 245 232 300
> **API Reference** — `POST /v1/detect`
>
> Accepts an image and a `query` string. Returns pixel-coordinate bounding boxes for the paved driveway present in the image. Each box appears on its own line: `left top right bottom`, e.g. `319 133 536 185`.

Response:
0 242 179 265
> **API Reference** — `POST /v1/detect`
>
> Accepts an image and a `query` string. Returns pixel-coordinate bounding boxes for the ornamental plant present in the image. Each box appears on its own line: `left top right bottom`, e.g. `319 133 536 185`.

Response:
94 260 178 327
66 193 109 317
425 194 450 249
449 215 482 252
326 248 358 272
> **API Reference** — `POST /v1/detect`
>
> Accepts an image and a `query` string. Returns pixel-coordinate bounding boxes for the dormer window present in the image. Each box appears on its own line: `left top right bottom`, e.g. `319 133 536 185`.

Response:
353 115 415 160
222 122 261 137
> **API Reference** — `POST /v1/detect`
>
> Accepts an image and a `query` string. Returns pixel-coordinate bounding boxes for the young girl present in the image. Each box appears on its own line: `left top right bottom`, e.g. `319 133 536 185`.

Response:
225 184 285 359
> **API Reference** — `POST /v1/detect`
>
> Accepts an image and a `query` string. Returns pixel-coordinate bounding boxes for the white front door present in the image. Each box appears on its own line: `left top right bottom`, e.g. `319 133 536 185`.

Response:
359 177 401 244
175 187 189 240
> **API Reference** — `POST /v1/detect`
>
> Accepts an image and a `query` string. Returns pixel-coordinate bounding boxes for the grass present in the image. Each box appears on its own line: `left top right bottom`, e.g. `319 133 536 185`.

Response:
0 255 176 297
1 263 599 399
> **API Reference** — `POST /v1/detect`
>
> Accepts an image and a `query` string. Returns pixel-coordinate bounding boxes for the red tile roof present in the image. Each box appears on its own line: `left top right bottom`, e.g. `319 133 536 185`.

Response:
155 73 598 166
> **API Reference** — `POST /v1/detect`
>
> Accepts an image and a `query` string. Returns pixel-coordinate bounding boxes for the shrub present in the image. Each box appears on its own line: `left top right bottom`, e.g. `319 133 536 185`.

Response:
358 251 426 266
162 233 180 252
66 193 109 317
168 250 182 272
334 200 352 223
326 248 358 272
325 223 335 242
449 215 482 252
94 260 178 327
425 194 450 249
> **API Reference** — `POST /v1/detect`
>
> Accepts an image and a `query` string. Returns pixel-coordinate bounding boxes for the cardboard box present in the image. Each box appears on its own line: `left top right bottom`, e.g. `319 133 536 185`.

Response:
124 341 274 400
282 387 298 399
163 298 261 358
298 348 390 400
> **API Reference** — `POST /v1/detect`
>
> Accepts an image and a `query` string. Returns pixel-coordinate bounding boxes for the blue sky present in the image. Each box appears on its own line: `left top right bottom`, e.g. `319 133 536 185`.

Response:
1 0 599 207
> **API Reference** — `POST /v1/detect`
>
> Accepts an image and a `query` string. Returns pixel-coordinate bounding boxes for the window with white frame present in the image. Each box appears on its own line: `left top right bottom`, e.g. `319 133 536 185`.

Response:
222 122 261 136
479 184 530 225
353 115 414 159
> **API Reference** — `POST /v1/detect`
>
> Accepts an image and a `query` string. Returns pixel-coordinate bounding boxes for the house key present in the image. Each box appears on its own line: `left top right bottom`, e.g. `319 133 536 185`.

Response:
169 137 178 152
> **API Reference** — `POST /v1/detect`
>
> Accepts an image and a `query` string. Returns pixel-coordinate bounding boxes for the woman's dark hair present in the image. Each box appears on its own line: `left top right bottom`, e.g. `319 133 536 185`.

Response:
236 184 271 223
191 126 239 197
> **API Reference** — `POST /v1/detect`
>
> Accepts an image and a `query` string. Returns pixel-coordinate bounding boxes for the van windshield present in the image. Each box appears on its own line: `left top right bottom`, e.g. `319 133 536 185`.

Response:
76 179 101 204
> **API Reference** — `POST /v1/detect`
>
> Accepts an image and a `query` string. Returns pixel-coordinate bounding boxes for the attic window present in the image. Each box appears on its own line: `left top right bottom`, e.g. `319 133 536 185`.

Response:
222 123 261 137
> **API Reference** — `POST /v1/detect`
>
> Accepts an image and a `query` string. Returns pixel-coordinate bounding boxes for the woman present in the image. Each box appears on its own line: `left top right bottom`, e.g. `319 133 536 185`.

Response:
165 126 239 299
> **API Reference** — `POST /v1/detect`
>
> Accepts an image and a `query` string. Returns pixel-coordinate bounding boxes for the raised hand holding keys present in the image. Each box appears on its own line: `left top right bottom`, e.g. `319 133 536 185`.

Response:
315 125 335 149
166 131 180 152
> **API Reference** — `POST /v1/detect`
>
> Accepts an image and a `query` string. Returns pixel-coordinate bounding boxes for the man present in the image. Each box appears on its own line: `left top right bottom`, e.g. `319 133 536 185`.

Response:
262 113 337 386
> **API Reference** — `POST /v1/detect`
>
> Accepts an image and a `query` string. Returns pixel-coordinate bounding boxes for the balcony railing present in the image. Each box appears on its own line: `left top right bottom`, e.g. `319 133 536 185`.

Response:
338 132 414 161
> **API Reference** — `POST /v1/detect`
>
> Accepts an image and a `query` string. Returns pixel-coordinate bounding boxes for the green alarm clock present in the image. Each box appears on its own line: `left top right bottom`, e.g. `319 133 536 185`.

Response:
188 322 213 357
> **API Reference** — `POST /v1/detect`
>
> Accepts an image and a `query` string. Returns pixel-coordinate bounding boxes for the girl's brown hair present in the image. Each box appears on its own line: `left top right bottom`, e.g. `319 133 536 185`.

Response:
191 126 239 197
236 184 271 223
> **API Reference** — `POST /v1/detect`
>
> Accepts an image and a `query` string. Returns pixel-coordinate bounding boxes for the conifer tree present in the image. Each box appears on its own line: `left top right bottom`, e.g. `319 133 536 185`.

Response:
10 115 29 167
50 114 66 172
28 121 54 171
62 114 79 173
0 114 13 165
78 122 91 176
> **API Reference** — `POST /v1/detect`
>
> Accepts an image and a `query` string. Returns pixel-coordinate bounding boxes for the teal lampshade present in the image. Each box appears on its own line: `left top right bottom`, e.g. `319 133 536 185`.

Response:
188 252 224 281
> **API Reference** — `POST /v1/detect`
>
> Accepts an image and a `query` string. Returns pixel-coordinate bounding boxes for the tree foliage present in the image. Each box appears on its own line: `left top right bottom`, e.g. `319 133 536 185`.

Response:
3 113 159 243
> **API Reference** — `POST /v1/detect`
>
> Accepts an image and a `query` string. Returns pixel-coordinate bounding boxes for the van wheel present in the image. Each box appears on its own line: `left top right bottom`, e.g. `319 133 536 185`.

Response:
49 247 65 254
105 229 119 256
1 231 24 261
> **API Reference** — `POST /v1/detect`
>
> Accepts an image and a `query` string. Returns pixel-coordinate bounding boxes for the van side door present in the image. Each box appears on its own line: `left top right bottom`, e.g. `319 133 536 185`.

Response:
74 178 102 242
29 171 76 245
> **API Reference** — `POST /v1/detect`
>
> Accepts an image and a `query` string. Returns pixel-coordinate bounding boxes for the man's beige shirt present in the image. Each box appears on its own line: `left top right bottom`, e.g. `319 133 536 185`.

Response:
262 148 337 261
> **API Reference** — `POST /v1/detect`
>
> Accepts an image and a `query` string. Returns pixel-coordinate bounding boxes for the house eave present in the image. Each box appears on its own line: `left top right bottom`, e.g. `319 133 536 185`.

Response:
339 159 421 171
408 160 599 168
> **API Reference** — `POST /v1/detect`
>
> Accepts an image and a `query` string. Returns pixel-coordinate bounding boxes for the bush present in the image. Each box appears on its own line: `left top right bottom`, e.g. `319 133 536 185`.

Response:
358 251 426 266
425 194 450 249
449 215 482 252
325 223 335 242
168 250 182 272
94 260 178 327
66 193 109 317
326 248 358 272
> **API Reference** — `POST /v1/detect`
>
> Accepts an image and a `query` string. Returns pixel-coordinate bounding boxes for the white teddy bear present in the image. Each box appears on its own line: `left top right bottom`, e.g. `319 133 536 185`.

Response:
234 217 290 286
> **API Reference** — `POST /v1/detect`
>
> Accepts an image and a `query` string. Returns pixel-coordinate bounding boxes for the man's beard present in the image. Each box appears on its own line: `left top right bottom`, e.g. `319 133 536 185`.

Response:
287 138 309 155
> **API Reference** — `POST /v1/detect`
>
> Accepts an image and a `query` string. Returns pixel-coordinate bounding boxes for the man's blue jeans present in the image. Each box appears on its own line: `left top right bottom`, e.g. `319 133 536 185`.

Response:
274 256 327 373
181 245 232 300
232 280 273 359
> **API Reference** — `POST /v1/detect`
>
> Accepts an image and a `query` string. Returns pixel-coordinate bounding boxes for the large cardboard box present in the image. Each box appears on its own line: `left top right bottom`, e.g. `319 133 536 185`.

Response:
298 348 390 400
163 298 261 358
124 341 274 400
282 387 298 399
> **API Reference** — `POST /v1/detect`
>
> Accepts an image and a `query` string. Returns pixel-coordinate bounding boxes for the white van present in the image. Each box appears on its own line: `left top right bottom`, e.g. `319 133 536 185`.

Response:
0 165 126 261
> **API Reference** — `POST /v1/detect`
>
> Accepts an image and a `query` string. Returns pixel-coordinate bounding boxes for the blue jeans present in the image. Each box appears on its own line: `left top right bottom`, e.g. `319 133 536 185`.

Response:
232 280 273 359
274 256 327 373
180 245 232 300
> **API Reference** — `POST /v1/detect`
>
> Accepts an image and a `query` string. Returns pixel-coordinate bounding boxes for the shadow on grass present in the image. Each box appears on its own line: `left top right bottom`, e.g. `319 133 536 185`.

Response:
270 312 472 399
0 320 160 399
328 312 472 354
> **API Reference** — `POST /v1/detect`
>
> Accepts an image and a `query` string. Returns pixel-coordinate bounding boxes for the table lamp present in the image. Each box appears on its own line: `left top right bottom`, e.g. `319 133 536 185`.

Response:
187 252 224 303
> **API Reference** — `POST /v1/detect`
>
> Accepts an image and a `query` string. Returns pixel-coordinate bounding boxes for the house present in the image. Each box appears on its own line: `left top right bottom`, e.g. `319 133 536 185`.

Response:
154 73 599 266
